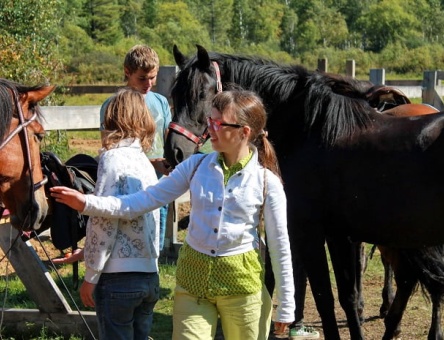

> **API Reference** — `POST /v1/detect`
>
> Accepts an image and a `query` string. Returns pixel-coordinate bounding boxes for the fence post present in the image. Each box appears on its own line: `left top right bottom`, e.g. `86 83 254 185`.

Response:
317 58 328 72
157 66 178 103
370 69 385 85
346 60 355 78
422 70 444 110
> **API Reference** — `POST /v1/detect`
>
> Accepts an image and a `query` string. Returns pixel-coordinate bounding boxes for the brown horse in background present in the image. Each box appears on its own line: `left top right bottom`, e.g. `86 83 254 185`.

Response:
364 91 444 339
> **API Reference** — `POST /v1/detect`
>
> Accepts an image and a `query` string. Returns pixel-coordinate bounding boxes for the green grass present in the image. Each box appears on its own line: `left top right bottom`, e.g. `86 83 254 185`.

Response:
0 259 177 339
151 264 177 338
41 129 101 161
58 94 110 106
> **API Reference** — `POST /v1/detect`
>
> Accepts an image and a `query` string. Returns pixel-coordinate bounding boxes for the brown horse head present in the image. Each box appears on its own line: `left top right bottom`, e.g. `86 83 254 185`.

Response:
0 79 54 230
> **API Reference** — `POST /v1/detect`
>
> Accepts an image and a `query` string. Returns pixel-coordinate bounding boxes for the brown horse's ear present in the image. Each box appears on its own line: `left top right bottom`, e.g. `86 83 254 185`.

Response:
173 45 187 70
196 44 211 71
26 85 56 104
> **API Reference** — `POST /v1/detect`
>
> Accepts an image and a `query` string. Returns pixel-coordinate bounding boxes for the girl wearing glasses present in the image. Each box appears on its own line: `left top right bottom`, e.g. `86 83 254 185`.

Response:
50 90 295 340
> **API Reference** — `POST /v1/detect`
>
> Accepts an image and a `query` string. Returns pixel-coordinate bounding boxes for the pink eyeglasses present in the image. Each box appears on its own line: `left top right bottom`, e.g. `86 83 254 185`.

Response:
206 117 243 131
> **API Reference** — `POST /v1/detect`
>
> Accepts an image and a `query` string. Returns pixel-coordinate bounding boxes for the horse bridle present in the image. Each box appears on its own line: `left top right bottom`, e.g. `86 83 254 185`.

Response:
168 61 223 153
0 89 48 226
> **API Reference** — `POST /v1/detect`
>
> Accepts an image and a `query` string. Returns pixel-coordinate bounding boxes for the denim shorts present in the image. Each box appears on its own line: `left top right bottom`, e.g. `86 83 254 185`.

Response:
94 271 159 340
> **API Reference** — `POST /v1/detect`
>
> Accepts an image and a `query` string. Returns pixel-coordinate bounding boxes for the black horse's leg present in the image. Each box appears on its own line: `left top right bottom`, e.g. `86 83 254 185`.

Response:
299 237 340 340
428 293 443 340
379 247 395 318
292 249 308 328
381 252 416 340
282 156 338 339
264 244 275 296
327 237 364 340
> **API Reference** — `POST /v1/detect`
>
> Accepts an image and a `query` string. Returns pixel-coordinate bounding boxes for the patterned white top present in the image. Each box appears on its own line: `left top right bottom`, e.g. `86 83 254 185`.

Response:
83 138 160 284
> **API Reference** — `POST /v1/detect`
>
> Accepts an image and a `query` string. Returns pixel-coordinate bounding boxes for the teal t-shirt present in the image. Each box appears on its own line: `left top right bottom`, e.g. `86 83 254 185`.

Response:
100 91 172 159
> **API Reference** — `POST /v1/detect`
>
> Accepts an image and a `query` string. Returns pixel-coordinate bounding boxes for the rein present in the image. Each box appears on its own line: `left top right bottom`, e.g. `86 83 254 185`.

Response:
168 61 223 153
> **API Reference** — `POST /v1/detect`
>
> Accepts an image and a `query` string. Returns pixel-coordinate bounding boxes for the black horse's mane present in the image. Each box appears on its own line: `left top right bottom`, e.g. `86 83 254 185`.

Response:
176 50 375 146
0 79 45 142
214 52 375 145
210 52 306 104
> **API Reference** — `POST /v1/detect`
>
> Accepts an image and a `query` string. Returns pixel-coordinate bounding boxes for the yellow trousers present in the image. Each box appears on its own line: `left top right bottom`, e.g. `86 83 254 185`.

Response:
172 285 272 340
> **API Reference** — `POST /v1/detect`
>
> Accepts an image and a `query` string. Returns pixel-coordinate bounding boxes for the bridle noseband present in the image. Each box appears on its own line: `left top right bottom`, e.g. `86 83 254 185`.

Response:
168 61 223 154
0 89 48 226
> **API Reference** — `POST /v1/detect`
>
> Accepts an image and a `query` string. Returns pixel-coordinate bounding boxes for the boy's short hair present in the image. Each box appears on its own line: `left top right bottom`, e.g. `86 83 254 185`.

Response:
124 45 159 78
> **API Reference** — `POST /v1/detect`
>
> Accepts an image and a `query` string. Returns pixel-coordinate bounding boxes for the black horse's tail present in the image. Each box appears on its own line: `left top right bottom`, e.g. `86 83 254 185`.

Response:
400 246 444 301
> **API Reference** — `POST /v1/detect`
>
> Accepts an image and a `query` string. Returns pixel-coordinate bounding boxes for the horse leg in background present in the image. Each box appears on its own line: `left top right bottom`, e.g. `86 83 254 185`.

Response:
264 235 312 337
264 244 274 296
303 242 340 340
260 245 274 339
380 247 417 340
355 242 366 323
410 246 444 340
429 289 443 340
327 236 364 340
379 248 395 318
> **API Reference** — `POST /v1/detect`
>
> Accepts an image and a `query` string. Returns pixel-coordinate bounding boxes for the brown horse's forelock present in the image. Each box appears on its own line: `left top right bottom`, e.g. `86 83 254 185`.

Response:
0 80 15 142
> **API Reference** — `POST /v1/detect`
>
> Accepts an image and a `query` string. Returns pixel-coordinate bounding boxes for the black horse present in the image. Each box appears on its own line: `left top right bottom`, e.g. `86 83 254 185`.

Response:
166 45 444 339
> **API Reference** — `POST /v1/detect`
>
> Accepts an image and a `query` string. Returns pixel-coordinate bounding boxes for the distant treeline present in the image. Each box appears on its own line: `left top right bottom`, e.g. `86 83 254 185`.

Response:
1 0 444 88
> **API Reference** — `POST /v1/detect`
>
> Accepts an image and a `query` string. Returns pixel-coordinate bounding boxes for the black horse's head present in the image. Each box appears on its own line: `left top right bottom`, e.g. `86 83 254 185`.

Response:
167 45 377 166
166 45 221 167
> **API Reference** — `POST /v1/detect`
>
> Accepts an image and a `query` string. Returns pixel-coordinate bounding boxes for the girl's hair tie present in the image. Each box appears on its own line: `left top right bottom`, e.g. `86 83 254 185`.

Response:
260 129 268 138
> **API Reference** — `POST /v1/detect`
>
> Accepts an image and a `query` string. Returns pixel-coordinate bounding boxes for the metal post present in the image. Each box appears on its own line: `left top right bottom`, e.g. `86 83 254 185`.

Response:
156 66 178 103
369 69 385 85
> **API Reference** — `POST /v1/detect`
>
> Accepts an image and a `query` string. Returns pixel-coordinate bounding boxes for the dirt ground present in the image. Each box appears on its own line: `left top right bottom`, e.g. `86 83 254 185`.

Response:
0 228 434 340
69 138 102 155
2 138 432 339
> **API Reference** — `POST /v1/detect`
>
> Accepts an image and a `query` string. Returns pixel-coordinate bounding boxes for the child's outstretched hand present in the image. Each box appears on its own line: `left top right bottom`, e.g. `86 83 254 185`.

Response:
52 248 85 264
50 186 87 211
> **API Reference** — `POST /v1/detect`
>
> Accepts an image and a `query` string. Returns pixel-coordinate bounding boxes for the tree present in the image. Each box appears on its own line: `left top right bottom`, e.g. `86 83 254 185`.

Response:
418 0 444 44
356 0 422 52
0 0 64 84
152 1 211 55
82 0 123 44
230 0 251 48
182 0 233 49
142 0 158 28
280 8 298 56
246 0 285 44
119 0 142 37
316 7 348 48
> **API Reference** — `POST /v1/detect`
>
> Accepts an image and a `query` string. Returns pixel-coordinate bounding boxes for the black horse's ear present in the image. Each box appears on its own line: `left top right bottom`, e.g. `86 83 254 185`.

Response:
196 44 211 70
173 45 187 70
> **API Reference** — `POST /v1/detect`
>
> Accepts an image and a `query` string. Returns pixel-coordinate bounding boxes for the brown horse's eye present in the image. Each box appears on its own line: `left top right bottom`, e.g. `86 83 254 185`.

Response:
34 132 46 142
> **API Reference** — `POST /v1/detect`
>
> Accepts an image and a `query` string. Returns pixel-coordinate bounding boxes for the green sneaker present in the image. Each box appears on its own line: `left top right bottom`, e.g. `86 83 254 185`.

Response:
289 325 320 339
